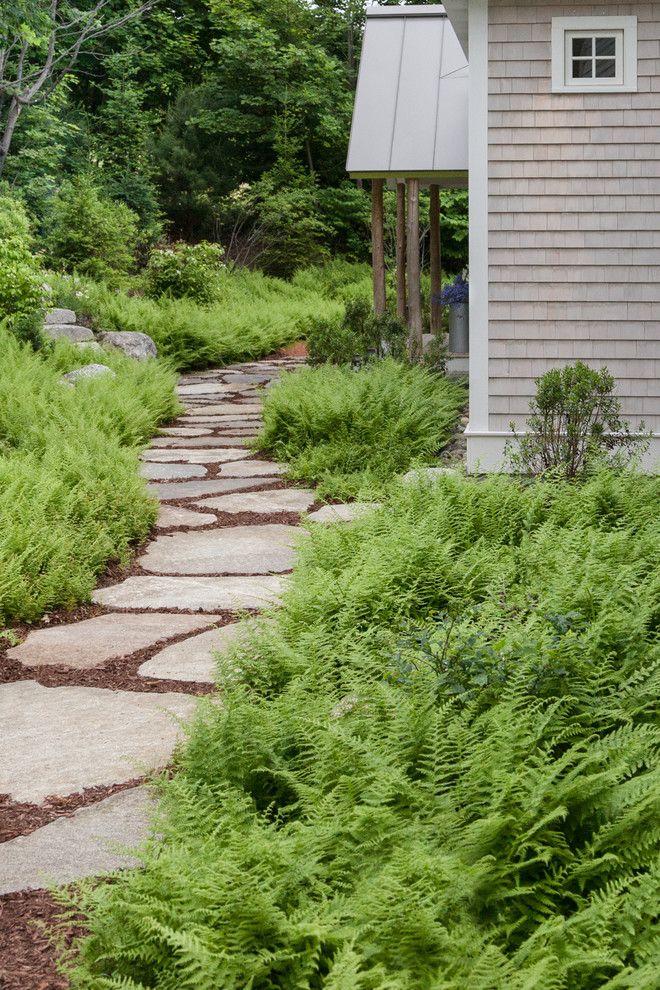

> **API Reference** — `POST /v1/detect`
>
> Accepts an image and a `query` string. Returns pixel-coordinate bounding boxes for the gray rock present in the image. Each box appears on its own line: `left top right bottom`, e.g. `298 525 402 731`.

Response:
93 574 286 611
146 476 281 500
159 427 214 437
149 435 248 448
306 503 380 523
75 340 104 354
0 787 154 894
0 681 197 803
139 462 208 481
138 524 302 575
99 330 157 361
157 505 217 529
182 403 263 415
44 324 94 343
7 612 220 669
45 308 76 325
138 621 253 682
61 363 116 384
176 384 238 397
217 460 286 478
143 447 248 464
194 488 316 515
401 467 459 484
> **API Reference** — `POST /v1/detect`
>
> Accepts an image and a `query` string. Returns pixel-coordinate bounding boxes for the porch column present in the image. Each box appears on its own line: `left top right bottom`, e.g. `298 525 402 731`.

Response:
371 178 386 314
429 183 442 333
395 180 407 322
406 177 423 360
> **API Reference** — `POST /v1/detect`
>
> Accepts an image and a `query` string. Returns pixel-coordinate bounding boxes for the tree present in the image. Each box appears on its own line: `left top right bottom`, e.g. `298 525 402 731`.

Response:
0 0 153 176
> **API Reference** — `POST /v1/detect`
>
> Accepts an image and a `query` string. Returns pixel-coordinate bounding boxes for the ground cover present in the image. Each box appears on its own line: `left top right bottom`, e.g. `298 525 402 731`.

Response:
63 467 659 988
256 359 466 497
49 262 370 371
0 330 178 624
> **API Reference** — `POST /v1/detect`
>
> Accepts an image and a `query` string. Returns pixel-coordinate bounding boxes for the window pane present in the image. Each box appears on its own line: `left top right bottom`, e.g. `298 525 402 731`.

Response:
595 58 616 78
572 59 593 79
572 36 593 57
595 36 616 56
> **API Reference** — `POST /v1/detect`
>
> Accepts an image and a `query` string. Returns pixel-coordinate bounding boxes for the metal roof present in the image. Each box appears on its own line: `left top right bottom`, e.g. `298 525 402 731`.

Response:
346 4 469 182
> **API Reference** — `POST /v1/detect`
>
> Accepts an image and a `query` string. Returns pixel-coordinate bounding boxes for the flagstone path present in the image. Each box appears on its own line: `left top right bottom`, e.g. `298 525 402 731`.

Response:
0 354 378 905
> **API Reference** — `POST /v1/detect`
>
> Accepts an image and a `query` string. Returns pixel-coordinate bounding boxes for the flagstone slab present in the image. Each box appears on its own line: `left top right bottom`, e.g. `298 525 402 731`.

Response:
0 681 197 803
7 612 220 669
306 502 381 523
144 448 247 464
138 621 253 682
157 505 217 529
217 459 286 478
177 383 236 396
182 403 263 415
139 524 302 575
140 462 208 481
222 373 276 384
146 477 280 500
93 575 286 611
150 435 247 448
195 488 316 515
0 787 154 895
159 427 213 437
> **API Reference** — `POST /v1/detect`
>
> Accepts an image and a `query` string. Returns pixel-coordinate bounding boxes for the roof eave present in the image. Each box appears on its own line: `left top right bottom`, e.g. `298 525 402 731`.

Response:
442 0 469 56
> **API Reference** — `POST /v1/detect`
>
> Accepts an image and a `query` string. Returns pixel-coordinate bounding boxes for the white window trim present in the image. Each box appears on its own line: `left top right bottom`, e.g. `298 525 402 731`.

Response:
551 16 637 94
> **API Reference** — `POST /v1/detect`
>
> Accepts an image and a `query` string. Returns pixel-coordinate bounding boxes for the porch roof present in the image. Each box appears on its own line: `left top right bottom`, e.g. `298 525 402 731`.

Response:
346 4 469 185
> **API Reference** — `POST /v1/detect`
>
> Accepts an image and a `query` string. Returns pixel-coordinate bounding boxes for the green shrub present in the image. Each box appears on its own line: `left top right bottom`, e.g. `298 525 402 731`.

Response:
0 327 178 623
256 360 465 497
307 297 408 366
65 470 660 988
507 362 649 477
145 241 225 303
46 176 140 282
0 193 44 322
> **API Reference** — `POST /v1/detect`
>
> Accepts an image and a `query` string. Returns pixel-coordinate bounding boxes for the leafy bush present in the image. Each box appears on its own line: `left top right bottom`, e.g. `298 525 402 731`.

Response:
507 361 647 477
46 176 140 282
145 241 225 303
256 360 465 497
307 297 408 365
65 470 660 988
51 267 344 371
0 327 178 623
0 193 44 322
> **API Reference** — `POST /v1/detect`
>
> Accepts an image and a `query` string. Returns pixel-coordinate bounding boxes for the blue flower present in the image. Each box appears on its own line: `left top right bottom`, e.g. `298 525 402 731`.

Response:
438 274 469 305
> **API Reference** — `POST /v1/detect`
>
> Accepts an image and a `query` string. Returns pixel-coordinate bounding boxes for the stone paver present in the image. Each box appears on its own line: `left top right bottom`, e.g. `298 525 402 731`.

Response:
159 427 213 437
150 435 247 448
139 524 302 575
0 681 197 802
138 621 253 682
177 384 236 396
7 612 220 669
0 788 154 895
182 403 263 415
146 476 281 500
195 488 316 515
217 459 286 478
93 575 286 611
143 448 248 464
306 502 381 523
157 505 217 528
140 462 208 480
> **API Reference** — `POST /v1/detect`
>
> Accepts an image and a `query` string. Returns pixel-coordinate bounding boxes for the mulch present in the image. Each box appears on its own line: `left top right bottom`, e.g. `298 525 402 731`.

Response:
0 889 82 990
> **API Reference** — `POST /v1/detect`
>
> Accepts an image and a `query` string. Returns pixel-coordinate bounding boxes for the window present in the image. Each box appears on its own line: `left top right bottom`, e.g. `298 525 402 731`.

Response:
551 16 637 94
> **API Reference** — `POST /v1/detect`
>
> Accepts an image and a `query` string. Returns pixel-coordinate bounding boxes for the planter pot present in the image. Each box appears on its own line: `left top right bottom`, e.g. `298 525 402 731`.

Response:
448 302 469 354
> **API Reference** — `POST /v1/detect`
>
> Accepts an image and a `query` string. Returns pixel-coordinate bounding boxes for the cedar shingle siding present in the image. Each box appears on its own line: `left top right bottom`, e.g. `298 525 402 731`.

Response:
488 0 660 431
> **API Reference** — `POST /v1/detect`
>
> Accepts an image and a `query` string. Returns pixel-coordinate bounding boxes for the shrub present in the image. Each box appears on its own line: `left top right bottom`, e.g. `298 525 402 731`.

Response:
64 470 660 988
46 175 140 282
0 193 44 322
307 297 408 366
0 327 178 623
506 361 648 477
145 241 225 303
256 360 465 497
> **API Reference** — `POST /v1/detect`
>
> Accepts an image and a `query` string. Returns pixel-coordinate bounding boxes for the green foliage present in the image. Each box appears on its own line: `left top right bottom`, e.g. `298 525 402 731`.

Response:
65 470 660 988
50 266 345 371
145 242 225 303
46 176 140 282
0 192 44 322
307 297 408 366
0 326 178 624
256 360 465 497
507 362 648 478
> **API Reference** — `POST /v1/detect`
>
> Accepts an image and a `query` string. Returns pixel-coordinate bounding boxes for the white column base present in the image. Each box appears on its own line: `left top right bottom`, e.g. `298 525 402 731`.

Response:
466 429 660 475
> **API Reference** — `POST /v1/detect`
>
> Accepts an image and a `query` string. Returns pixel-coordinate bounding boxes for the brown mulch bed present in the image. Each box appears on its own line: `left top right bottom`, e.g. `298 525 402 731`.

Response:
0 889 80 990
267 341 308 359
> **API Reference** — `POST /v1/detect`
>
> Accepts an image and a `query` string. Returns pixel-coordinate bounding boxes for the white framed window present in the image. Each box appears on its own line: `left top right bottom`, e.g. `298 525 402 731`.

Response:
551 16 637 94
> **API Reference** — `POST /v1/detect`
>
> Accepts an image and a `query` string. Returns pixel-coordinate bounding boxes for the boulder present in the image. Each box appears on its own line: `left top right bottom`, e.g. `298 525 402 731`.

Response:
99 331 157 361
43 324 94 344
61 364 116 385
75 340 104 354
45 308 76 325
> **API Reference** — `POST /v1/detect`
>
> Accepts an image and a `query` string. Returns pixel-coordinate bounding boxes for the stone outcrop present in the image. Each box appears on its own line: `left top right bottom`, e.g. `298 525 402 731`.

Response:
98 330 158 361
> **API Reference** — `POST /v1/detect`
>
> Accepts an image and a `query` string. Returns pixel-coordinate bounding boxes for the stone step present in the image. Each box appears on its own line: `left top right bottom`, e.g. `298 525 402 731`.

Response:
43 324 94 343
92 574 286 611
45 308 76 325
138 620 256 682
138 524 302 576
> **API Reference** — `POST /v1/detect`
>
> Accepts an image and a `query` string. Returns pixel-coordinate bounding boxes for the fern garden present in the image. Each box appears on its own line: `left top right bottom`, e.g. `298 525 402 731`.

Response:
64 470 660 988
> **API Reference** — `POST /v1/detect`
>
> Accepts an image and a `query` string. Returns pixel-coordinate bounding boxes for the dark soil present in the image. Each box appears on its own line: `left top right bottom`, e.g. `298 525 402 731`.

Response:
0 889 81 990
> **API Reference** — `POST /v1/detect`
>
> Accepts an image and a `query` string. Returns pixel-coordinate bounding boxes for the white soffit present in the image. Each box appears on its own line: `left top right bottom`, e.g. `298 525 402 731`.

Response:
346 5 469 179
442 0 469 56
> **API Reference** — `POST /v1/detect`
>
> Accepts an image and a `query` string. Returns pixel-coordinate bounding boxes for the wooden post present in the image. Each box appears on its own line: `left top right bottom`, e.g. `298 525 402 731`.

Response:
406 178 423 360
429 184 442 333
395 181 407 323
371 178 386 314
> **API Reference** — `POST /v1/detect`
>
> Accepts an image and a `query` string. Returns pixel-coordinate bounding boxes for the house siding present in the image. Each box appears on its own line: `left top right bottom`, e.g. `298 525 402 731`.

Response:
488 0 660 433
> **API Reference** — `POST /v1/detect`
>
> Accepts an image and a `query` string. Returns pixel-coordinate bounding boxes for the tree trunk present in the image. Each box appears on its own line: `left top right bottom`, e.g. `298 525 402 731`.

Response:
0 99 23 178
371 178 386 315
395 181 407 323
429 184 442 333
406 178 423 360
